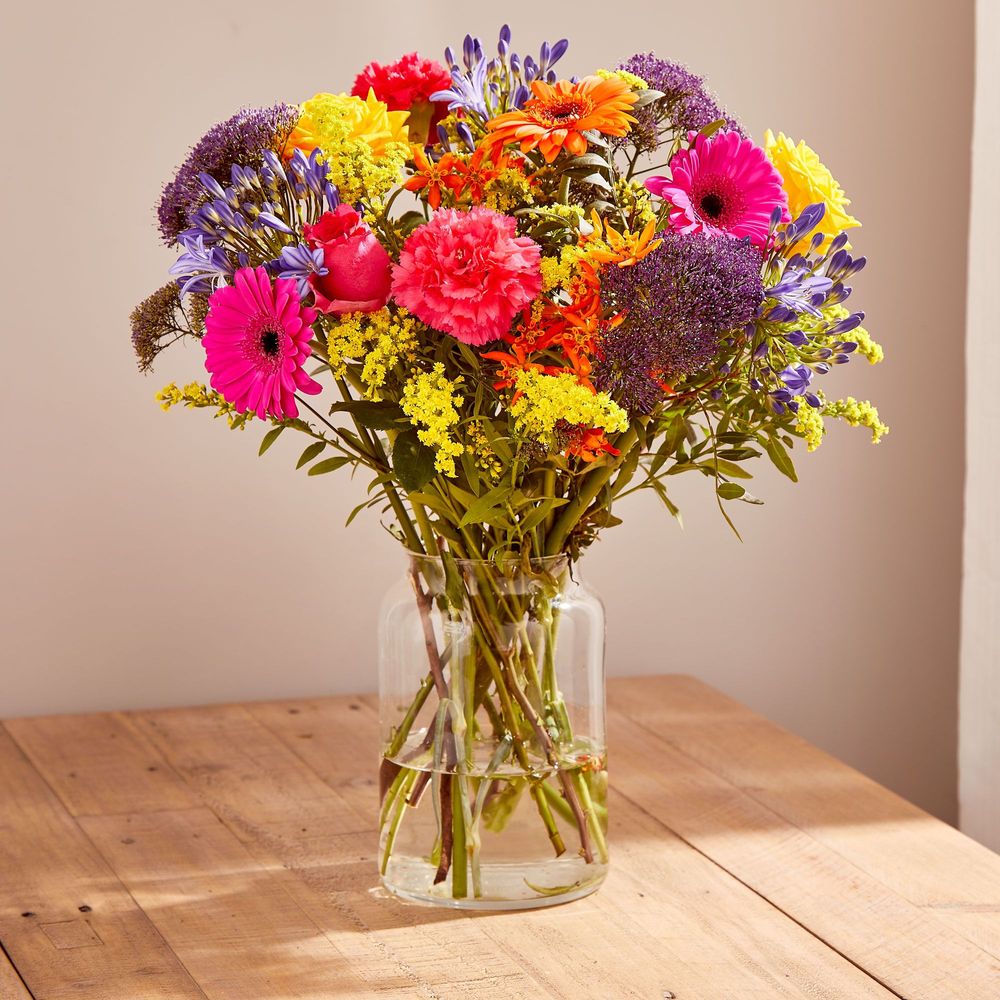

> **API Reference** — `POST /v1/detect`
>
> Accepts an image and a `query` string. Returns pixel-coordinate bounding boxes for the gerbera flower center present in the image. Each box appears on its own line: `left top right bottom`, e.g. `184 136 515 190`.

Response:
534 96 592 127
699 193 725 219
260 329 281 356
690 172 746 228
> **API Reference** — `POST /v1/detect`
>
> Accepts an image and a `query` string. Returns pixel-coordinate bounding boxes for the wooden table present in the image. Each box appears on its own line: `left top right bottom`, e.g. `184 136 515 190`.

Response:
2 676 999 999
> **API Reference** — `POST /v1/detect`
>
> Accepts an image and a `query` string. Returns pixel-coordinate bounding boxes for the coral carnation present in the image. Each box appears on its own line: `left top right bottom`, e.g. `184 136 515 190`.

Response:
391 207 542 346
353 52 451 144
646 130 789 248
202 267 321 421
485 75 637 163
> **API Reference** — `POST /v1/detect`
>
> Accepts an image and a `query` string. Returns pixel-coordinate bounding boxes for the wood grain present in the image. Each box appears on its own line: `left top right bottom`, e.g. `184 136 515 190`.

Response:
0 727 207 1000
613 675 1000 959
3 676 1000 999
0 949 32 1000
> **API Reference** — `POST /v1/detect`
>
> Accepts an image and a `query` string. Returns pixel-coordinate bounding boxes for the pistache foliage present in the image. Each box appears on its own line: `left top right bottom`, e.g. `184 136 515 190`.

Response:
134 26 886 560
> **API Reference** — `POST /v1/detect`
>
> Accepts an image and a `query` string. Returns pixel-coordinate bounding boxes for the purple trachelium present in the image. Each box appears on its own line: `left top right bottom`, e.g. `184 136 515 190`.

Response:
129 283 208 372
157 104 302 245
593 324 667 414
600 231 765 382
615 53 744 153
432 26 569 119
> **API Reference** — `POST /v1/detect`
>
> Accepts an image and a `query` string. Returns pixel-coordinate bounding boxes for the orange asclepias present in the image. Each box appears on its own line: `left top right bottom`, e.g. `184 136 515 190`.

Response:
485 75 638 163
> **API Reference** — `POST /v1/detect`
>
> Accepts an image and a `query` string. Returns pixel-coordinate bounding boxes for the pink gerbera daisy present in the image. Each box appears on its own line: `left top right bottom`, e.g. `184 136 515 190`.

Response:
202 267 321 421
391 207 542 346
646 130 789 248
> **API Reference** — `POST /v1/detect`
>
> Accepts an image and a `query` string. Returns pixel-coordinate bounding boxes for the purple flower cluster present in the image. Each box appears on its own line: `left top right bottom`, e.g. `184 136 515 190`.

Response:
599 231 764 393
432 25 569 118
157 103 301 245
616 53 744 153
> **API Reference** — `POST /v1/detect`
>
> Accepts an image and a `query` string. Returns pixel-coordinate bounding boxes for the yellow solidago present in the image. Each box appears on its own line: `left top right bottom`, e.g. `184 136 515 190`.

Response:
540 244 587 292
794 395 888 451
596 68 648 91
764 130 860 248
793 399 826 452
401 364 465 477
825 397 889 445
614 178 657 229
287 91 410 203
509 370 629 450
326 309 419 399
483 165 536 213
466 420 503 482
156 382 253 429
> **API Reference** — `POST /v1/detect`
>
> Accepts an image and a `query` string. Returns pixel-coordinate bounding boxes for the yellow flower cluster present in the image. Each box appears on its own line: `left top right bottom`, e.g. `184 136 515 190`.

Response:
400 364 465 477
825 397 889 445
483 166 536 213
155 382 253 429
509 370 629 449
596 68 648 91
326 308 420 398
466 420 503 482
540 244 587 292
794 395 889 451
764 130 860 249
614 178 657 228
793 399 826 452
290 91 410 203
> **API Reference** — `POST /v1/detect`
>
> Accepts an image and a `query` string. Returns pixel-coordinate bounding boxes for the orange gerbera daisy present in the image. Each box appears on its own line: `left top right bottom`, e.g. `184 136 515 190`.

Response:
485 76 638 163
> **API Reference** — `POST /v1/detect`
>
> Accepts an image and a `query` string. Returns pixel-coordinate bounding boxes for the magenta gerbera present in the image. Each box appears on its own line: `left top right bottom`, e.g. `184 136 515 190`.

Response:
646 130 789 248
391 207 542 346
202 267 321 421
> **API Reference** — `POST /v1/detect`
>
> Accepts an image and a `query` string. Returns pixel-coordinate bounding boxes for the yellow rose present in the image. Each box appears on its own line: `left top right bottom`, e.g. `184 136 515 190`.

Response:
764 130 860 248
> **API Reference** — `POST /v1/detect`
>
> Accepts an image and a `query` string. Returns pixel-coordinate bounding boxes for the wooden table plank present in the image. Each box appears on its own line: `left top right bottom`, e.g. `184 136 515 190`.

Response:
5 677 1000 999
612 675 1000 959
0 727 207 1000
0 950 32 1000
605 702 1000 998
250 697 895 998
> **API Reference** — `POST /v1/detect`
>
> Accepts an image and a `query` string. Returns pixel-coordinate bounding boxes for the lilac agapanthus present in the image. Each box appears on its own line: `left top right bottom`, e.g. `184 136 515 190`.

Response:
157 103 301 245
179 148 338 281
601 231 764 382
277 243 329 298
432 25 569 118
169 233 238 296
615 53 744 153
767 268 835 318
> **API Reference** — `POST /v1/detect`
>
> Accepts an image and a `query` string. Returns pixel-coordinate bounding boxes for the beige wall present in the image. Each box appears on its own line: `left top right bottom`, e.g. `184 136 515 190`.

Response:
1 0 971 822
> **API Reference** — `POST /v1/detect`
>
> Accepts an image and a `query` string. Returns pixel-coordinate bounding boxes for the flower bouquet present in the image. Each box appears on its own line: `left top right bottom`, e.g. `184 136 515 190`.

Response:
132 27 886 909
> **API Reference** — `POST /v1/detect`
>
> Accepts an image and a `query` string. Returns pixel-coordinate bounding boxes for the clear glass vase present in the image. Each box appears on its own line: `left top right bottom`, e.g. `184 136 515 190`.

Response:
377 553 608 910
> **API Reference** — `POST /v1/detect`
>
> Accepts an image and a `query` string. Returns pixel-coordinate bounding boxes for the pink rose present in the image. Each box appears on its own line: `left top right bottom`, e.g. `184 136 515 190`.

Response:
302 205 392 314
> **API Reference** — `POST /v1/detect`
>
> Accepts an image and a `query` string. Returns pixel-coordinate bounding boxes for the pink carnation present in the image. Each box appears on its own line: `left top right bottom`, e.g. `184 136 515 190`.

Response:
203 267 321 421
646 130 789 248
391 207 542 346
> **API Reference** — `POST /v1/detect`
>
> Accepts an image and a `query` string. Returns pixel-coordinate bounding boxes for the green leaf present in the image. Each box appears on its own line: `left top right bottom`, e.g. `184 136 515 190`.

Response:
458 482 514 528
717 482 746 500
631 88 666 109
764 437 798 482
392 430 436 492
577 172 613 193
330 399 407 430
295 441 326 469
258 426 284 456
698 118 727 139
564 151 611 169
308 456 352 476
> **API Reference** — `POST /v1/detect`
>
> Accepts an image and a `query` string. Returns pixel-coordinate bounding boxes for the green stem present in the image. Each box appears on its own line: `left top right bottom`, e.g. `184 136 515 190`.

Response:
544 427 640 555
